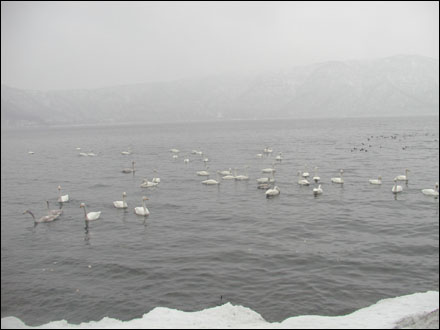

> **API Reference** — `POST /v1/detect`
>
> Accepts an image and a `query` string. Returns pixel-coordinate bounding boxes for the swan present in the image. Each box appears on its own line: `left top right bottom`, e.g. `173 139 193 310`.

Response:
302 165 310 178
57 186 69 202
257 171 275 183
394 169 409 181
262 163 276 173
369 176 382 185
141 179 158 188
113 192 128 208
297 171 310 186
87 152 97 157
79 152 88 157
122 161 135 173
257 183 272 190
219 168 232 176
313 184 323 196
134 196 150 216
421 183 439 198
203 157 209 163
197 165 210 176
23 210 60 223
202 172 220 185
392 179 403 194
331 169 344 184
152 169 160 183
222 168 236 180
256 153 263 158
235 166 250 181
121 148 132 155
46 201 63 216
263 147 273 154
172 154 179 159
28 151 34 154
265 186 280 197
184 158 190 163
80 203 101 221
312 167 320 183
170 148 180 153
76 147 81 150
275 152 283 161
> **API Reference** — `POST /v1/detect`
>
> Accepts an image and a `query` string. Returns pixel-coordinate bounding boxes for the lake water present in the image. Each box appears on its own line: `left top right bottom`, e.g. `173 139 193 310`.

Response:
1 116 439 326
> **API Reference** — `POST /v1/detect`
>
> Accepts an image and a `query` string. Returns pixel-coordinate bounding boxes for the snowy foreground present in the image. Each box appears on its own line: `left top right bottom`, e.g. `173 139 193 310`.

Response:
2 291 438 329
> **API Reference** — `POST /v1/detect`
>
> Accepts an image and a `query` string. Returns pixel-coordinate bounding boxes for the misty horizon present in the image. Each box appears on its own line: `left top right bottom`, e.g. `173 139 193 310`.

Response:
1 1 439 91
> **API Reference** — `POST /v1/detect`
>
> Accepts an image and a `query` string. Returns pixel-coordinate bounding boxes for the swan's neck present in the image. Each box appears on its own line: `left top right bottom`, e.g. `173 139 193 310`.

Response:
142 200 147 212
46 201 50 210
82 207 88 219
26 211 36 220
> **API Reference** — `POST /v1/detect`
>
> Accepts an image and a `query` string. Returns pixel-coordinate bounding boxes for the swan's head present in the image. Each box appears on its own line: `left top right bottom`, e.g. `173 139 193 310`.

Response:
122 192 127 197
23 210 30 215
340 169 344 173
142 196 149 201
436 183 439 188
58 185 61 190
393 178 397 183
80 203 86 208
378 176 382 180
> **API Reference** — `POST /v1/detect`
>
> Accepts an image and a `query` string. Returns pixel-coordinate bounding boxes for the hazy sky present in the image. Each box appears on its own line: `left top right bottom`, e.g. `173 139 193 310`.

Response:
1 1 438 90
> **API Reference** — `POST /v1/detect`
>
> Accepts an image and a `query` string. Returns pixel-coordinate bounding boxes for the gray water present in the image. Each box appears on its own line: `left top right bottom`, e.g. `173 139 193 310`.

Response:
1 116 439 326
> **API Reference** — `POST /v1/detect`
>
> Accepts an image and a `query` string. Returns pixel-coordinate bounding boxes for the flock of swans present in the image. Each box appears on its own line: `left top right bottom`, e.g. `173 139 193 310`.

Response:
22 145 438 225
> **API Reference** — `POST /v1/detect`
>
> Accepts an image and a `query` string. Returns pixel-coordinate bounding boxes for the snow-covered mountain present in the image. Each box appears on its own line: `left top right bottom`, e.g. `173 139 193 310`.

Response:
2 55 438 127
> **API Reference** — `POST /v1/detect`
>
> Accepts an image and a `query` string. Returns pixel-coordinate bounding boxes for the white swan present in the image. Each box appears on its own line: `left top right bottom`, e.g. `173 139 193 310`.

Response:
203 157 209 163
113 192 128 208
219 168 232 176
265 186 280 197
369 176 382 185
302 165 310 178
257 183 272 190
184 158 190 163
23 210 60 223
140 179 158 188
134 196 150 216
152 169 160 183
87 152 97 157
262 163 276 173
202 172 220 185
79 152 88 157
222 168 236 180
57 186 69 202
263 147 273 153
197 165 210 176
392 179 403 194
275 152 283 161
170 148 180 153
28 151 35 154
421 183 439 198
46 201 63 216
313 184 323 196
256 153 263 158
235 166 250 181
312 167 320 183
80 203 101 221
122 161 135 173
121 148 132 155
394 169 409 181
257 171 275 184
297 171 310 186
172 154 179 159
331 169 344 184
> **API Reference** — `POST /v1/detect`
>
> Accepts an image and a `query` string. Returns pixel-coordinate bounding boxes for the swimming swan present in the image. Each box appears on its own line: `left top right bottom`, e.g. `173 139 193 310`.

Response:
331 169 344 184
312 167 320 183
394 169 409 181
421 183 439 198
57 186 69 203
113 192 128 208
134 196 150 216
392 179 403 194
297 171 310 186
122 161 135 173
235 166 250 181
23 210 60 223
265 186 280 197
313 184 323 196
80 203 101 221
369 176 382 185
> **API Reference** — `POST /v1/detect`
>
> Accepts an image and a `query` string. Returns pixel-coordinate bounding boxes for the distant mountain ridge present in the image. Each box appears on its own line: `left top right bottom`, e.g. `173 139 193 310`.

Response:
1 55 438 127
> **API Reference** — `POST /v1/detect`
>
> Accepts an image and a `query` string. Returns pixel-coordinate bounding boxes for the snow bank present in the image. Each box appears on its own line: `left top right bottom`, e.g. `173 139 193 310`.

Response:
1 291 438 329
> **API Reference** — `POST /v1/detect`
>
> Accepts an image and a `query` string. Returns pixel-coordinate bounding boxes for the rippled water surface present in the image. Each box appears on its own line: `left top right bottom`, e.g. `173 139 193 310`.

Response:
1 117 439 325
